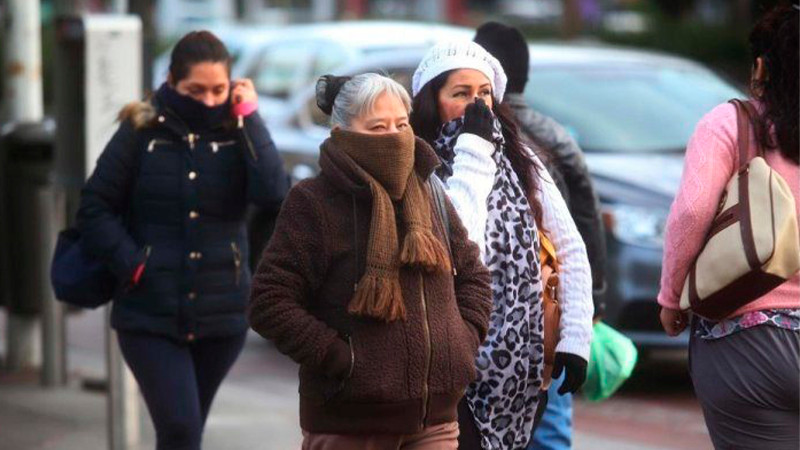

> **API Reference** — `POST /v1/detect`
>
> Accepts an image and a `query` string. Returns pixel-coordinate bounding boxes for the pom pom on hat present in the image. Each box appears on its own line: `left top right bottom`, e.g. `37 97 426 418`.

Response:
412 41 508 102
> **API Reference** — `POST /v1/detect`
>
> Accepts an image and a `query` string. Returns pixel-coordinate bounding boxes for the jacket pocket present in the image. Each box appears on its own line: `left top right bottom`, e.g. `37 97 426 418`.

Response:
146 139 172 153
323 335 355 403
333 324 410 404
210 140 237 154
126 245 152 294
230 242 242 286
449 320 479 390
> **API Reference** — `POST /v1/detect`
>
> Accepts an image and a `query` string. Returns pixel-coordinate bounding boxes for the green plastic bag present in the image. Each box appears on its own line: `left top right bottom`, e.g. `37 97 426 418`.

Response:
583 321 638 402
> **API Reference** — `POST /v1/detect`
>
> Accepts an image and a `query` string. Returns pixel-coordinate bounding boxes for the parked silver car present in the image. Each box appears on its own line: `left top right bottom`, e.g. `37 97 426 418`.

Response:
154 22 471 125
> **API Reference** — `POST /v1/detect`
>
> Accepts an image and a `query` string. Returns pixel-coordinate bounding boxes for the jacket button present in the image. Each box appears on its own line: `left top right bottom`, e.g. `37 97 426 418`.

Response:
189 211 199 219
187 292 197 300
188 171 197 180
189 252 202 260
157 115 165 123
186 333 195 342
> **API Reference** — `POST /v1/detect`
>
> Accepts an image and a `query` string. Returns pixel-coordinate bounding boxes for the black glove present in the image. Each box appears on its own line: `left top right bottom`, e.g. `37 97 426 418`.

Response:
462 98 494 141
552 352 588 395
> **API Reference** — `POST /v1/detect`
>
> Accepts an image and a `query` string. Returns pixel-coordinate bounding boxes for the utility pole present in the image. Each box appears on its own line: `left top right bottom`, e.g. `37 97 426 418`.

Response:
562 0 583 40
3 0 44 123
128 0 155 92
3 0 45 372
110 0 128 14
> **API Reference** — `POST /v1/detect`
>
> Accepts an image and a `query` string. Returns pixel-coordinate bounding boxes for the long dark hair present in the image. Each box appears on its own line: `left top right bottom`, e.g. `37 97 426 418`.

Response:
410 70 544 227
749 2 798 163
169 31 232 83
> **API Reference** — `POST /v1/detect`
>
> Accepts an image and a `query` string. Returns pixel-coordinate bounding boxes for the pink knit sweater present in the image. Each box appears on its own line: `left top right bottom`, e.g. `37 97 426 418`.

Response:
658 101 800 316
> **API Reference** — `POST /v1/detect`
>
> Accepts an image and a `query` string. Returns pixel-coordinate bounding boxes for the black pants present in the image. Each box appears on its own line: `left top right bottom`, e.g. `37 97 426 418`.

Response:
117 331 247 450
690 324 799 450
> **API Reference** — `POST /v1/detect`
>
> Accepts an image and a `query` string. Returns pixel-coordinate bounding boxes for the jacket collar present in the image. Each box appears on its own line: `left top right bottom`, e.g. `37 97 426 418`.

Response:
503 92 527 109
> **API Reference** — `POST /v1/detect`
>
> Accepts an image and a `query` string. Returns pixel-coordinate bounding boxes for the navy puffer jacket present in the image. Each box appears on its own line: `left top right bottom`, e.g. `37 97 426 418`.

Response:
77 95 289 341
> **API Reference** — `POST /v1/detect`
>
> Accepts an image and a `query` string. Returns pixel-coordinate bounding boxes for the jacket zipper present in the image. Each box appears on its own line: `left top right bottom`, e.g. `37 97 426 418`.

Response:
146 139 171 153
210 140 236 153
419 273 432 429
238 120 259 161
184 133 199 150
162 106 199 152
231 242 242 286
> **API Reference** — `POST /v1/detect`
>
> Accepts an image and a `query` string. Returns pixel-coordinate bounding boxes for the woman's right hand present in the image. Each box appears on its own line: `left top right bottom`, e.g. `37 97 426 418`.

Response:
462 98 494 141
659 307 688 337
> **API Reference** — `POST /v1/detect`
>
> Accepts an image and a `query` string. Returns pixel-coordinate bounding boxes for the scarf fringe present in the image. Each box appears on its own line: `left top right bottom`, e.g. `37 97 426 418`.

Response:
400 228 452 273
347 272 406 322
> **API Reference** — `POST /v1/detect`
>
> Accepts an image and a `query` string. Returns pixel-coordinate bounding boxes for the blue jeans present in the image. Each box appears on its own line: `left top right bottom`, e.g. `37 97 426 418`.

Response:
529 373 573 450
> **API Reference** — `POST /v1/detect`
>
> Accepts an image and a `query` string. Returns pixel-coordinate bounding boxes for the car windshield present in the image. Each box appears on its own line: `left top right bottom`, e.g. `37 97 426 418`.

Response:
525 65 742 153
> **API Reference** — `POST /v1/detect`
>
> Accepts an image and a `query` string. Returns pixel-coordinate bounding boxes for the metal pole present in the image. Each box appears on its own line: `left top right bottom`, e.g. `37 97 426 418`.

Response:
86 17 143 449
40 186 67 387
3 0 45 373
311 0 336 21
3 0 44 122
110 0 128 14
107 311 140 450
415 0 444 22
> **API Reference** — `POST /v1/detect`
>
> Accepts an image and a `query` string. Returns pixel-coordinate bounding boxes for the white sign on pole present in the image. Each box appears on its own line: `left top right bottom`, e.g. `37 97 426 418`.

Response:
81 14 143 450
83 15 142 178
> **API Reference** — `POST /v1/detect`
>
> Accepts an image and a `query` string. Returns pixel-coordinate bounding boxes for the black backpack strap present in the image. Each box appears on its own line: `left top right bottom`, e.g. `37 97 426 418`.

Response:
428 175 456 275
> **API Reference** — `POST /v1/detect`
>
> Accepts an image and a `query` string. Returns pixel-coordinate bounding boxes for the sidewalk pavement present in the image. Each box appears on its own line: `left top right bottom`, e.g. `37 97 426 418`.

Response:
0 308 303 450
0 308 708 450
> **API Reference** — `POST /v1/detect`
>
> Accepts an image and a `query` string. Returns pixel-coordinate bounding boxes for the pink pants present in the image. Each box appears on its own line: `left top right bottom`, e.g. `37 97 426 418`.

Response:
302 422 459 450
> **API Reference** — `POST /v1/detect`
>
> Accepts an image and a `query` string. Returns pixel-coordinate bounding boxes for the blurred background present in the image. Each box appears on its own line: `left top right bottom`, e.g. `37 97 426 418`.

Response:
1 0 785 110
0 1 786 449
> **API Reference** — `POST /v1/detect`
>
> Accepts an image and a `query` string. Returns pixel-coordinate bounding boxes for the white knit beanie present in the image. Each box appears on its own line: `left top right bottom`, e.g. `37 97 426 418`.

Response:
412 41 508 102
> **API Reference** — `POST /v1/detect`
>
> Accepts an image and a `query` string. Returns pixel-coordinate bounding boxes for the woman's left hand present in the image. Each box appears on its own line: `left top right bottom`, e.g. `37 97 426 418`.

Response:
659 307 688 337
552 352 587 395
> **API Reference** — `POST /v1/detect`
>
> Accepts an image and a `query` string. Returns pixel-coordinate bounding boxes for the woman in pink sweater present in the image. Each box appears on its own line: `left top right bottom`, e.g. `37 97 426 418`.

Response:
658 3 799 449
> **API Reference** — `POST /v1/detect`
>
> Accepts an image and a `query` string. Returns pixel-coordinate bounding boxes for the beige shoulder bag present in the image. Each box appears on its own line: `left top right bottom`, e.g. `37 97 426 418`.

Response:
679 99 800 320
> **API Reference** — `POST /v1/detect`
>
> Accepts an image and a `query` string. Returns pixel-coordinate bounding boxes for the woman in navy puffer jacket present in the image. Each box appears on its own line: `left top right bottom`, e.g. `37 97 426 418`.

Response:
76 31 289 450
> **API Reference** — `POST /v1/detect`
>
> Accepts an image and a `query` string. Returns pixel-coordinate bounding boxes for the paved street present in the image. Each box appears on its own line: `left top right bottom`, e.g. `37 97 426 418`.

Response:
0 308 712 449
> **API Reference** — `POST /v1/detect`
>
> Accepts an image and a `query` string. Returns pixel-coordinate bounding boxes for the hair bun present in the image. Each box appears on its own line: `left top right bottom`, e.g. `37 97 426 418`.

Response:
315 75 351 115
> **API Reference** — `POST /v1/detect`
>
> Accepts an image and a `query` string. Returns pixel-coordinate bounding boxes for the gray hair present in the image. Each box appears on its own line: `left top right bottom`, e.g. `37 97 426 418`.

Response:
330 73 412 128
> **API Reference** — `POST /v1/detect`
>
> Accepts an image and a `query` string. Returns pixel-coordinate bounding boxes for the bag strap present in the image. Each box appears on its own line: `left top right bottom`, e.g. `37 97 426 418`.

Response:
429 175 455 275
538 231 559 272
729 99 761 170
728 99 761 270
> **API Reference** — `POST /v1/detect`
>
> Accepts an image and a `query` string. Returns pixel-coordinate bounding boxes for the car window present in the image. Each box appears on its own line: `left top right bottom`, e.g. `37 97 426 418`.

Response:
302 68 416 129
525 66 742 153
250 41 317 99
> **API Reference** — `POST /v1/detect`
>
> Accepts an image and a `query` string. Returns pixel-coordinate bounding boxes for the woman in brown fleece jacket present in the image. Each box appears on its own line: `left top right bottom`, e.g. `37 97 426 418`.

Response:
248 73 492 449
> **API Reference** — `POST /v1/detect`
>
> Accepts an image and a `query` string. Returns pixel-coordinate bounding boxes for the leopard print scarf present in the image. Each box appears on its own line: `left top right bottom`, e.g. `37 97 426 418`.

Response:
433 117 545 450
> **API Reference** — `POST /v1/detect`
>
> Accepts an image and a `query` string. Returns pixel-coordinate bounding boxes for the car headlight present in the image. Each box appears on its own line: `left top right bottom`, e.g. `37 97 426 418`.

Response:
602 203 667 249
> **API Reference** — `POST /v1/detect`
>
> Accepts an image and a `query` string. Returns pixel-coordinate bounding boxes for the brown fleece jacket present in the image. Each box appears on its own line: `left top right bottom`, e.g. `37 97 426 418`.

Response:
248 136 492 435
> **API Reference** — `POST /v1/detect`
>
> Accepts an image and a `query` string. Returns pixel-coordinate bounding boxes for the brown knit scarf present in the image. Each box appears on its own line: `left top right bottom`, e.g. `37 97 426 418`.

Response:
320 127 451 322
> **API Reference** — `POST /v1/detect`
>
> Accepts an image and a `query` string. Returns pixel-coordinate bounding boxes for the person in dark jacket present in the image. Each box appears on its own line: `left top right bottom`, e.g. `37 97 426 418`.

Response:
77 31 289 450
473 22 607 450
248 73 493 449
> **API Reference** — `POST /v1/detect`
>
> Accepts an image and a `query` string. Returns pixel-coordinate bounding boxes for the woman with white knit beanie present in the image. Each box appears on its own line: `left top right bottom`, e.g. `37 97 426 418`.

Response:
410 41 594 450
